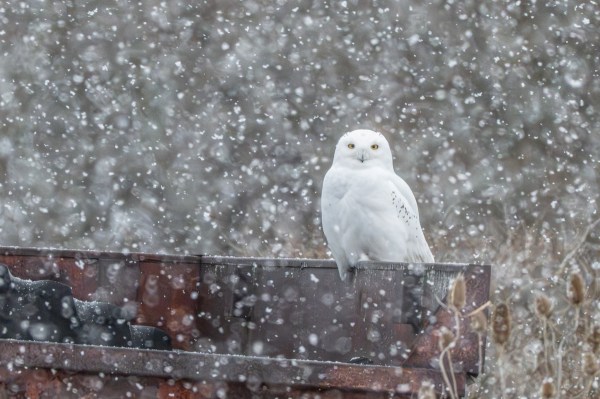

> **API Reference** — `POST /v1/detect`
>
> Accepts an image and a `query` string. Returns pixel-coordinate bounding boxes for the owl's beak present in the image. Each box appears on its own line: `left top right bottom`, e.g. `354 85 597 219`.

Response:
357 149 367 163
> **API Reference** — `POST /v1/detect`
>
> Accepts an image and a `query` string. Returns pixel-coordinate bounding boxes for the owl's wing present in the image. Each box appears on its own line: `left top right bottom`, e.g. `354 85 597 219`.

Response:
321 168 352 280
388 173 435 263
389 173 420 218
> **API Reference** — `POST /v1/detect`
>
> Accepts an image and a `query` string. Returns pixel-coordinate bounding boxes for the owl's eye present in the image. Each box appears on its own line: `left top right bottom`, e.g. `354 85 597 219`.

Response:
347 143 355 149
371 144 379 150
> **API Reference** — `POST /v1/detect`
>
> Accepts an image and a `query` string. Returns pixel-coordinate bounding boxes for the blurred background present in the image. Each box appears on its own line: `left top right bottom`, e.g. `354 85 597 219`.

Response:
0 0 597 262
1 1 599 396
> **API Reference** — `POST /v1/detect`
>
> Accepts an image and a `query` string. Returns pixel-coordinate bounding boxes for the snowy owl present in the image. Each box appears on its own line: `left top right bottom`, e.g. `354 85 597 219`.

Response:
321 129 434 280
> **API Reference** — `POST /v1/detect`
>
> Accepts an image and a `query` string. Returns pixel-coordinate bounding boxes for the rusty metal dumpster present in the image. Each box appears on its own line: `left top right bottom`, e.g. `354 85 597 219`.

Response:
0 246 490 398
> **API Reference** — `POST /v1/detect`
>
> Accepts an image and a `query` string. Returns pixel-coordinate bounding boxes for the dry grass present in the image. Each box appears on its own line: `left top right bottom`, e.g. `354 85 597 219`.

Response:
451 218 600 398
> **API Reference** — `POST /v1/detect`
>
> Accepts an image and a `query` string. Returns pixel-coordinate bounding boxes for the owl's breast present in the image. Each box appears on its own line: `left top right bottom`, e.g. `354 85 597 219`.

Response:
322 166 401 219
344 171 394 207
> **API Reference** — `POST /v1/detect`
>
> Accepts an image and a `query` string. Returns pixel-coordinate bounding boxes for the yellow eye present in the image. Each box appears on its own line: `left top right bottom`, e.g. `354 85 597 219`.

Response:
347 143 355 149
371 144 379 150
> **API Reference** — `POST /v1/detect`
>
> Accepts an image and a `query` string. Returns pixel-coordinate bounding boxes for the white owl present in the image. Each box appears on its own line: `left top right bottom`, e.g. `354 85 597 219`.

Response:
321 129 434 280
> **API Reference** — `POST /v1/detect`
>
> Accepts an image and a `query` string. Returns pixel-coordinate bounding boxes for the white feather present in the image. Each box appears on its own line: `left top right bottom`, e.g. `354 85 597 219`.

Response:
321 129 434 280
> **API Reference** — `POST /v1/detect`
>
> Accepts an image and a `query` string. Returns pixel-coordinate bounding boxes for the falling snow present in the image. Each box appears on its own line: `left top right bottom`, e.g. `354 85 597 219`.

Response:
0 1 599 397
0 1 595 261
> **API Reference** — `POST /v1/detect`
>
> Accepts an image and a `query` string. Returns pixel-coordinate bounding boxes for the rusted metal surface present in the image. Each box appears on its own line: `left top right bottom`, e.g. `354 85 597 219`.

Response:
0 263 172 350
197 256 490 374
0 246 490 397
0 339 462 398
0 246 201 351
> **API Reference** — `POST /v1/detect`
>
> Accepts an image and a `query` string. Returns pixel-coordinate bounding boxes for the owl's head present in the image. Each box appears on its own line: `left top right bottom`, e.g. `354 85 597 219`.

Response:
333 129 394 170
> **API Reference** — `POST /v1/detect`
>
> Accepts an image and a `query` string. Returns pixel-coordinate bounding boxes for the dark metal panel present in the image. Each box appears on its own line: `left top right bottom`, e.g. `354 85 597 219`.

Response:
197 258 491 373
136 259 202 351
0 246 491 397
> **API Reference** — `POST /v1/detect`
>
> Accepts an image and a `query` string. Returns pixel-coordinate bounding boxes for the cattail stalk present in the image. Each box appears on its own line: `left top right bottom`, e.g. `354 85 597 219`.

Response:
566 272 586 372
492 303 511 349
540 377 555 398
492 303 511 396
449 274 466 311
437 327 458 399
470 310 487 376
579 353 600 398
535 293 553 319
582 353 599 376
557 338 566 397
449 274 466 332
567 272 585 314
589 325 600 354
535 293 553 374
